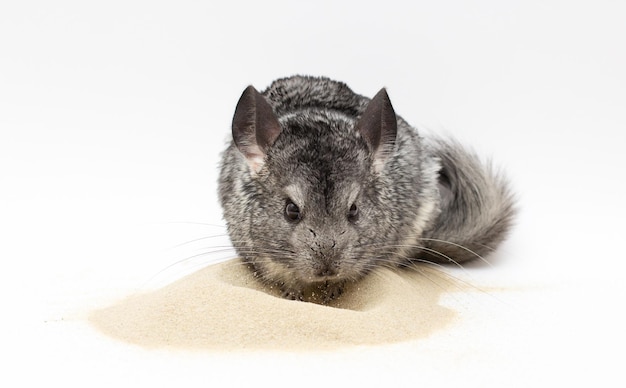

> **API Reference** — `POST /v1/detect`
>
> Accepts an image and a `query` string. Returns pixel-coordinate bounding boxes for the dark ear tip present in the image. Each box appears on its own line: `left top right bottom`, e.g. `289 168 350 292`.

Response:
241 85 259 98
234 86 258 112
240 85 271 108
372 87 390 101
372 87 396 120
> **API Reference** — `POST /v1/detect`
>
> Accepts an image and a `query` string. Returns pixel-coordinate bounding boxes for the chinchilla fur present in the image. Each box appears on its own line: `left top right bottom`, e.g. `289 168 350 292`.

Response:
218 75 516 302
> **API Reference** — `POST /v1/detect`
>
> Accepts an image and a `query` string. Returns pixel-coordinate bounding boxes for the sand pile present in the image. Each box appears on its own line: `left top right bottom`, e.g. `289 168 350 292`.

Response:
90 260 458 351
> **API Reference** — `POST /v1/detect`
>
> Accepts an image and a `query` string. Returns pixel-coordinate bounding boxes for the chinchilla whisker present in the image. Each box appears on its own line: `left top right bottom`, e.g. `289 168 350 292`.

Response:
363 243 481 271
163 221 227 228
164 247 239 267
412 247 468 271
229 247 298 256
373 253 482 293
410 265 470 294
357 250 473 285
417 237 493 266
168 234 232 250
146 252 237 285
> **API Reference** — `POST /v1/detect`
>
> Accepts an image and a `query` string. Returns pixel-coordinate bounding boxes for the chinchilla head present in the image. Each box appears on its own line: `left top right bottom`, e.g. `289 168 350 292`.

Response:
219 84 424 287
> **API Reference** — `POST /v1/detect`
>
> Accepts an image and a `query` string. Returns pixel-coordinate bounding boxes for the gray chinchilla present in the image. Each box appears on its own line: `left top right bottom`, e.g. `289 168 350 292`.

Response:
219 76 516 302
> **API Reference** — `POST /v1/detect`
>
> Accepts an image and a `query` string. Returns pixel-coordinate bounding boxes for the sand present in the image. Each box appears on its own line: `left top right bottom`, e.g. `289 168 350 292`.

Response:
90 260 459 351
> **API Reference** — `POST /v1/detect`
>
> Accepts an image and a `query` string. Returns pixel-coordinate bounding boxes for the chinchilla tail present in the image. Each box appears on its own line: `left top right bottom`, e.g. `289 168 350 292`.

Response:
420 137 517 264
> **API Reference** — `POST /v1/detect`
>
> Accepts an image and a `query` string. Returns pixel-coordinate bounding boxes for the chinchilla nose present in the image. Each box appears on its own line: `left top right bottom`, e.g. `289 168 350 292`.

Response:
314 252 338 277
308 230 339 276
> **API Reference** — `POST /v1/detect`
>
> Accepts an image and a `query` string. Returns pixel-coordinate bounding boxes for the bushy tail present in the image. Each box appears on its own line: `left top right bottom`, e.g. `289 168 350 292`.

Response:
421 138 517 264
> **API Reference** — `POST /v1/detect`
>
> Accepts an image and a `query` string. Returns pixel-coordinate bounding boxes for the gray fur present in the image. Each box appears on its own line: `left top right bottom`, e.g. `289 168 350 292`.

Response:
218 75 516 301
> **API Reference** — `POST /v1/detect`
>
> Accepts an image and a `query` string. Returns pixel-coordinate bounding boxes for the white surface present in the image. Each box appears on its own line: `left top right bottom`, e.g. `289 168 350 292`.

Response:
2 0 625 386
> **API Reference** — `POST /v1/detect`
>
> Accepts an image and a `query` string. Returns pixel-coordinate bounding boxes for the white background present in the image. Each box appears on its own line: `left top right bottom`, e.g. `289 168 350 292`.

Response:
2 0 625 386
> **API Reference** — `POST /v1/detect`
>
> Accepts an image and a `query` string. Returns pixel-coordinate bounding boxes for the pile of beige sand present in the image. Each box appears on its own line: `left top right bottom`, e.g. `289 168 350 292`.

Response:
90 260 459 351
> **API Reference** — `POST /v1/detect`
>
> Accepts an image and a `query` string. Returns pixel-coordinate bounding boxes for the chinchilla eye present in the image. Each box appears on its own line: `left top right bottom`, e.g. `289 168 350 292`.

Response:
348 203 359 222
284 200 301 222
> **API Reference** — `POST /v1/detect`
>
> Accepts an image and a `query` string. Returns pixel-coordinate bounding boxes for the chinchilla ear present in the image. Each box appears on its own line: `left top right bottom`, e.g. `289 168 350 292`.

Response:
355 88 397 172
231 85 282 173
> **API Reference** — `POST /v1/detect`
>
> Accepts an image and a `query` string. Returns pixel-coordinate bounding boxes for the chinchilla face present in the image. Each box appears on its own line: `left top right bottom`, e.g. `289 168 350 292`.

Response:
248 111 390 283
223 84 401 289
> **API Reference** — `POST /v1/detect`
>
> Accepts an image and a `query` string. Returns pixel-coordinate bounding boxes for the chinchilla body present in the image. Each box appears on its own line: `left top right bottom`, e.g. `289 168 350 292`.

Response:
218 76 515 301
